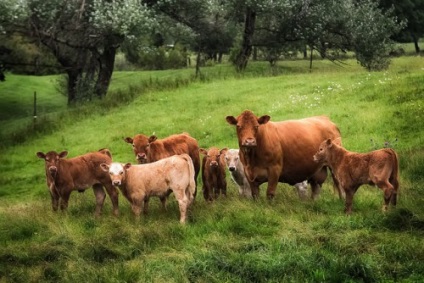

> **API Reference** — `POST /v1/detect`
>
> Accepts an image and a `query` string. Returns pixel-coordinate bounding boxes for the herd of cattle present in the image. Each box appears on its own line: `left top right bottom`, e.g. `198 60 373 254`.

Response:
36 110 400 223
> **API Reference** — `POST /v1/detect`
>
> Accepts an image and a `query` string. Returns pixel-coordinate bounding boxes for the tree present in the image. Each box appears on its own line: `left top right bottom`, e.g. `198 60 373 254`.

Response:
4 0 154 104
379 0 424 53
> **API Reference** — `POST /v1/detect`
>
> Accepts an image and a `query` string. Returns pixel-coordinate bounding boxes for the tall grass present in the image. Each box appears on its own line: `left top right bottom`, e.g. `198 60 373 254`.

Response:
0 56 423 282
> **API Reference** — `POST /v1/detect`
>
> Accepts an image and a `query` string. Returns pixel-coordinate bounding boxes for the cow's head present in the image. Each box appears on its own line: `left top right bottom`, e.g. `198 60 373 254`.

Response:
100 162 131 186
36 151 68 177
313 138 341 165
124 134 157 164
226 110 270 148
200 147 228 169
224 149 241 172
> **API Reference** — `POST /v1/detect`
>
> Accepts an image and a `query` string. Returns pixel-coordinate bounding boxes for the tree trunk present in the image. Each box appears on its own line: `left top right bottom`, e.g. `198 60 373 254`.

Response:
195 50 201 78
235 7 256 72
411 33 420 53
95 46 117 98
66 69 81 104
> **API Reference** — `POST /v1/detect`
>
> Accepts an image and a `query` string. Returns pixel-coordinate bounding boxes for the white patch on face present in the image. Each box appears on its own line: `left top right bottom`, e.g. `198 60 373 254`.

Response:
109 163 124 175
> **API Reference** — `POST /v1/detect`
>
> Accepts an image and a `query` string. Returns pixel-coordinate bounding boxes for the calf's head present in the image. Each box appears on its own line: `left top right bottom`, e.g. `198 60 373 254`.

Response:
200 147 228 169
124 134 157 164
224 149 241 172
313 138 341 165
36 151 68 176
100 162 131 186
226 110 270 148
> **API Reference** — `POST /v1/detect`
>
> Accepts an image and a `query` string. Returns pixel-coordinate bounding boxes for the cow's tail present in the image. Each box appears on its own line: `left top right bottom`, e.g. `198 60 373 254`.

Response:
181 154 196 203
386 148 400 205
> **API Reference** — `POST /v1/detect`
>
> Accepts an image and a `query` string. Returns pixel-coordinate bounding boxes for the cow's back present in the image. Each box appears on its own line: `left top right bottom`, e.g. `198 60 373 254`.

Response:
261 116 340 184
64 152 112 186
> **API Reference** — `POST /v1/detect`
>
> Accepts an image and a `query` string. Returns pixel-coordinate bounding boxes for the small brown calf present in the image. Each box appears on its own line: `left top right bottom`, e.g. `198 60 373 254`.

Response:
200 147 228 201
313 139 399 214
36 149 119 216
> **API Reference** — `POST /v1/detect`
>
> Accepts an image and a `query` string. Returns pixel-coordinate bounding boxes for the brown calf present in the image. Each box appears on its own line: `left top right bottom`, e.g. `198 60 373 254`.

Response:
36 149 119 216
100 154 195 224
200 147 228 201
313 139 399 214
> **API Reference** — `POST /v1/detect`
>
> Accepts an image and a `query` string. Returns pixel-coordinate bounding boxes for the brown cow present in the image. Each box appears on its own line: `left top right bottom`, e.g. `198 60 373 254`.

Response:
36 149 119 216
100 154 196 224
124 133 200 196
313 138 399 214
200 147 228 201
226 110 341 199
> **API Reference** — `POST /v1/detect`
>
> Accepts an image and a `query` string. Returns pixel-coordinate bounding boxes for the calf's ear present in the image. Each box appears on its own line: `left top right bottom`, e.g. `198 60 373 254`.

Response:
226 116 237 125
36 152 46 159
199 148 208 156
124 137 133 144
326 139 332 147
124 163 132 170
148 135 157 143
220 148 228 155
100 163 110 172
59 151 68 158
333 137 342 146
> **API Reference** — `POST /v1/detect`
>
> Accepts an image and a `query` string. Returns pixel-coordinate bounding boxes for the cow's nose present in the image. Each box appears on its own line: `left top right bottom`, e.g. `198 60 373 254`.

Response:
229 166 236 171
137 153 146 159
210 161 218 167
48 166 57 173
243 138 256 146
113 180 121 186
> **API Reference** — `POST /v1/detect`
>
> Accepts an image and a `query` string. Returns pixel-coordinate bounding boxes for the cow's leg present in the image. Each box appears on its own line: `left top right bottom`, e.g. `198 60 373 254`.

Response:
103 184 119 216
143 197 150 214
92 184 106 217
159 196 167 211
59 190 71 212
250 182 260 199
344 187 355 215
309 180 321 201
378 180 394 212
131 200 142 217
50 188 60 212
330 169 344 200
221 180 227 197
266 170 280 199
390 177 399 206
174 189 189 224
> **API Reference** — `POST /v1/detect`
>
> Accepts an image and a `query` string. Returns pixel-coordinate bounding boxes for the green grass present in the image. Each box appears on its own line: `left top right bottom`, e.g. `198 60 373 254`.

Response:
0 56 424 282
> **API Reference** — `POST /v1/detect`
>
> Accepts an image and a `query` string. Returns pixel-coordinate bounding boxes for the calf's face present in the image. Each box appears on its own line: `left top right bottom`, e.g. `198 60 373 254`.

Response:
313 139 333 165
36 151 68 176
224 149 240 172
226 110 270 148
200 147 228 169
101 163 131 186
124 134 157 164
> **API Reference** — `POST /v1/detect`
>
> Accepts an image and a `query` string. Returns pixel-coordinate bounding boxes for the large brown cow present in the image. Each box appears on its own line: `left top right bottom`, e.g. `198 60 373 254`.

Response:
36 149 119 216
226 110 341 199
200 147 228 201
124 133 200 196
100 154 196 224
313 138 399 214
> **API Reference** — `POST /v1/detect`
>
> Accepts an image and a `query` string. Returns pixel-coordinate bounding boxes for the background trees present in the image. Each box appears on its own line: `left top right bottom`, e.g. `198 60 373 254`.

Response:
1 0 414 101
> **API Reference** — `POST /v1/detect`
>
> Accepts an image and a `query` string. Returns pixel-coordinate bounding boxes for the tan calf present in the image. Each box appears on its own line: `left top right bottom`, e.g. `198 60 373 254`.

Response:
313 139 399 214
36 149 119 216
101 154 195 223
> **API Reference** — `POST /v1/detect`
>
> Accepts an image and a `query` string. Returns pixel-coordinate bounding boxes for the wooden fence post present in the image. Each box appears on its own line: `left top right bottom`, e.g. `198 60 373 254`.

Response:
33 91 37 130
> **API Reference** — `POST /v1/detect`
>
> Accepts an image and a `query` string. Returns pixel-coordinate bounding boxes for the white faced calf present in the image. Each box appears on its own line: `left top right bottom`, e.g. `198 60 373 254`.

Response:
101 154 195 223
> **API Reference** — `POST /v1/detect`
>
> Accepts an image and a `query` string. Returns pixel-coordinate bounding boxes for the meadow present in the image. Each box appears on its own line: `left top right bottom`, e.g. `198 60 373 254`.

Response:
0 55 423 282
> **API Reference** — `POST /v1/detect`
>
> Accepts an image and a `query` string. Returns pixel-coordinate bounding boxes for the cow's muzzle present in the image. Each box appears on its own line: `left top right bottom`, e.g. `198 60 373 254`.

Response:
210 161 218 167
229 166 236 172
48 166 58 175
242 138 256 147
112 180 121 186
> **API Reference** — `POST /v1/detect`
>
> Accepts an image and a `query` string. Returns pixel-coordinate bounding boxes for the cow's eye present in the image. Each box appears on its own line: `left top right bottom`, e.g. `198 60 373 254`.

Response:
254 125 259 130
119 171 124 175
132 144 135 148
45 157 50 161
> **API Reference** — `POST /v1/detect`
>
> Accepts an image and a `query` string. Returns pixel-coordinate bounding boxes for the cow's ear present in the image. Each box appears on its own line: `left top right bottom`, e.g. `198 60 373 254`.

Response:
220 148 228 155
59 151 68 158
226 116 237 125
258 115 270 125
148 135 157 143
326 139 332 147
333 137 342 146
124 163 132 170
100 163 110 172
36 152 46 159
199 148 208 156
124 137 133 144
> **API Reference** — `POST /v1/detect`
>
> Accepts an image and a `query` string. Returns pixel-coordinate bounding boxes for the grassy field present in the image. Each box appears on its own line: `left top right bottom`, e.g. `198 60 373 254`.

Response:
0 56 423 282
